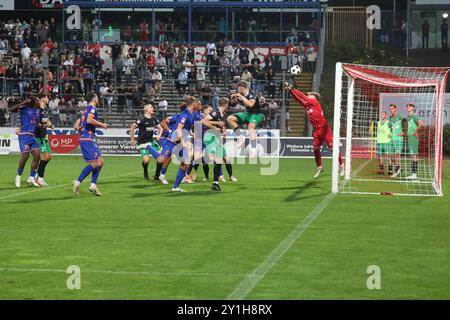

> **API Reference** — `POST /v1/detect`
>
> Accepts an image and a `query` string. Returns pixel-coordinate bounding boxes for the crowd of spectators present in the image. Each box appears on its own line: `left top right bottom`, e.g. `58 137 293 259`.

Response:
0 17 311 130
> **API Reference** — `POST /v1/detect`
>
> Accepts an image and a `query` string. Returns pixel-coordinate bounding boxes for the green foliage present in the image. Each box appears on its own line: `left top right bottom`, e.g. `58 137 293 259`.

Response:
320 44 411 123
444 124 450 156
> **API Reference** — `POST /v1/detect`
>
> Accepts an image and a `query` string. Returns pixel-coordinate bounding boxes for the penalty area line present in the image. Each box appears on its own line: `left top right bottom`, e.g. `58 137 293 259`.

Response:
226 192 336 300
0 171 141 201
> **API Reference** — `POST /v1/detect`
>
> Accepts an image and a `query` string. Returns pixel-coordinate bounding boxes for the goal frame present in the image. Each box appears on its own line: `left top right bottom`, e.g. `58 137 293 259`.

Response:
331 62 449 196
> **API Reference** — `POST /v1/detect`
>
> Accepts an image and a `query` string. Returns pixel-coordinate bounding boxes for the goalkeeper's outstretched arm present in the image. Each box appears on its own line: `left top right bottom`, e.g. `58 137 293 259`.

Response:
284 82 316 107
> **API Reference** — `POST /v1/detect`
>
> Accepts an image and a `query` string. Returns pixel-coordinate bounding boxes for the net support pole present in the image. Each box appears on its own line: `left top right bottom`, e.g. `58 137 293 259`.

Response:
344 76 354 180
331 62 343 193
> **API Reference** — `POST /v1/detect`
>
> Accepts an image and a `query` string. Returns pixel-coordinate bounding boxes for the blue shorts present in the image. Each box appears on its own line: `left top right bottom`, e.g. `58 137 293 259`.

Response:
80 139 102 162
161 140 177 158
18 134 39 154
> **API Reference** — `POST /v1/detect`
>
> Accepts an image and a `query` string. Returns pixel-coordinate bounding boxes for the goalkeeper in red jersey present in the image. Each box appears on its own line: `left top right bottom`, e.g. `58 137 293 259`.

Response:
284 82 344 178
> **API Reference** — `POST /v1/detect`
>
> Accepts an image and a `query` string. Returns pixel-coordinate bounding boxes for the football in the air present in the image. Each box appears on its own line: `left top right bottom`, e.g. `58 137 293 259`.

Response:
290 65 302 76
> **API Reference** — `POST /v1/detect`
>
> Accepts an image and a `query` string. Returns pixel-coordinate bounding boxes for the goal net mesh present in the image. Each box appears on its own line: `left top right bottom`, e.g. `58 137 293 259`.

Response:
334 64 449 196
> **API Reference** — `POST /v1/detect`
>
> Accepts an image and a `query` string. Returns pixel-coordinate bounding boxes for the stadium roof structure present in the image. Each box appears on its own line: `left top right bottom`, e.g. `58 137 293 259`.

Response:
63 0 324 9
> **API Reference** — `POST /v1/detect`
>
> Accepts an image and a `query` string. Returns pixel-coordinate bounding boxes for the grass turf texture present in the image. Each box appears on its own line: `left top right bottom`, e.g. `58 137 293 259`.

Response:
0 155 450 299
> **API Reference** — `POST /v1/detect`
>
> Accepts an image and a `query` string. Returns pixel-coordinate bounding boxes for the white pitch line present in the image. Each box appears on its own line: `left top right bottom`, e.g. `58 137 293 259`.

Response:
0 267 243 278
0 171 141 201
226 192 336 300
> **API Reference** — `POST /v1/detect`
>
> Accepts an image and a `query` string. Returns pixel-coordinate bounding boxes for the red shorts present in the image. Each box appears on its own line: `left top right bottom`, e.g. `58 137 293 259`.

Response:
313 124 333 149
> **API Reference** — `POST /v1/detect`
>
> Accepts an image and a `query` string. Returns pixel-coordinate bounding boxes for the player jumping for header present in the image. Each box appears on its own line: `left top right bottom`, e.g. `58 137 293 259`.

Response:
284 82 344 178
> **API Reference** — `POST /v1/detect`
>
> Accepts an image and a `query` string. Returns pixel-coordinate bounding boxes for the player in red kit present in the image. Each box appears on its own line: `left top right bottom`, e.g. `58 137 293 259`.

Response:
285 82 344 178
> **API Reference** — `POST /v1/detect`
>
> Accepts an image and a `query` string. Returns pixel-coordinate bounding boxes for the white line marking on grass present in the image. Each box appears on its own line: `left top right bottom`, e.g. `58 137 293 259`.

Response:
0 171 141 201
0 267 243 278
226 192 336 300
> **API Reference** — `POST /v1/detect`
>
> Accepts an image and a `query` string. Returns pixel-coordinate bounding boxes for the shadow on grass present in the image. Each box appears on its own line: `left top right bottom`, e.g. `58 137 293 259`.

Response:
280 180 329 202
8 195 76 204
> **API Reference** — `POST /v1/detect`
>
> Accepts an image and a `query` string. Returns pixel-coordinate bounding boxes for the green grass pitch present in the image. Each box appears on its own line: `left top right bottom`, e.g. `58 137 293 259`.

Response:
1 155 450 299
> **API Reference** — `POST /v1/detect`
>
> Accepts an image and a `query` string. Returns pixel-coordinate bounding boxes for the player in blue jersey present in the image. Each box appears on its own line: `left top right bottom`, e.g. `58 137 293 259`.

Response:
72 92 108 196
154 102 187 185
9 96 43 188
188 104 212 182
146 96 198 192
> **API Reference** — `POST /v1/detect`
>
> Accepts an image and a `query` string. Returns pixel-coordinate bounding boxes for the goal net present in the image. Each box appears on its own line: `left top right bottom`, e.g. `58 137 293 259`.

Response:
332 63 450 196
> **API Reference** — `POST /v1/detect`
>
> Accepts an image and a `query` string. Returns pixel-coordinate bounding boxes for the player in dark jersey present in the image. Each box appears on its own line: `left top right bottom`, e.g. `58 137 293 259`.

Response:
34 95 53 186
129 103 163 180
9 96 42 188
72 92 108 196
227 80 265 158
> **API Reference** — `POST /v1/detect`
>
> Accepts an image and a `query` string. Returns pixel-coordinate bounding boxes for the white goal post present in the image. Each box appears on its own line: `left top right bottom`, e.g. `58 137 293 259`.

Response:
332 63 450 196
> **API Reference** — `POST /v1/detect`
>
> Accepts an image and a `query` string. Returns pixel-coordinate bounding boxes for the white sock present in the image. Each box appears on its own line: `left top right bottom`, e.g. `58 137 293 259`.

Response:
91 183 96 188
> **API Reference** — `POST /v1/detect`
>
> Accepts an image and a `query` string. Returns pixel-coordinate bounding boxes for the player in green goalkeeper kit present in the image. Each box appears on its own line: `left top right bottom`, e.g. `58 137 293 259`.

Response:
405 103 423 180
389 104 404 178
376 111 391 174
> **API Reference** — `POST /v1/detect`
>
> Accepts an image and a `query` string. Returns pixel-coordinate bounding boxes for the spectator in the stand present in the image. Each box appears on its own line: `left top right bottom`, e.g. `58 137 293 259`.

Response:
0 99 7 126
247 17 257 42
17 67 26 98
166 17 175 42
166 42 175 72
216 41 225 57
231 54 240 78
225 42 234 61
117 88 126 114
158 96 168 119
200 83 211 106
401 19 407 49
196 67 206 92
5 64 15 97
49 17 56 40
123 21 133 42
115 55 124 84
137 49 147 79
145 83 156 101
219 53 231 82
152 69 163 95
140 19 150 42
124 54 134 83
380 20 390 44
177 67 188 94
211 85 221 111
206 40 216 72
255 64 265 94
11 42 20 65
131 85 143 115
260 18 269 42
266 68 276 98
100 82 113 114
49 95 61 127
112 40 121 62
268 98 278 129
155 53 167 77
442 19 448 48
21 43 31 65
78 95 88 113
217 17 226 41
287 42 297 70
146 50 156 70
82 19 91 42
186 43 195 63
306 49 317 72
157 20 166 43
209 54 220 85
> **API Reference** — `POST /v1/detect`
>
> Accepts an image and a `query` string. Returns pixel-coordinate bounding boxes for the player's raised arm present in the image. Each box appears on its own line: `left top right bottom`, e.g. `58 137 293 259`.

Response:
8 98 31 113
